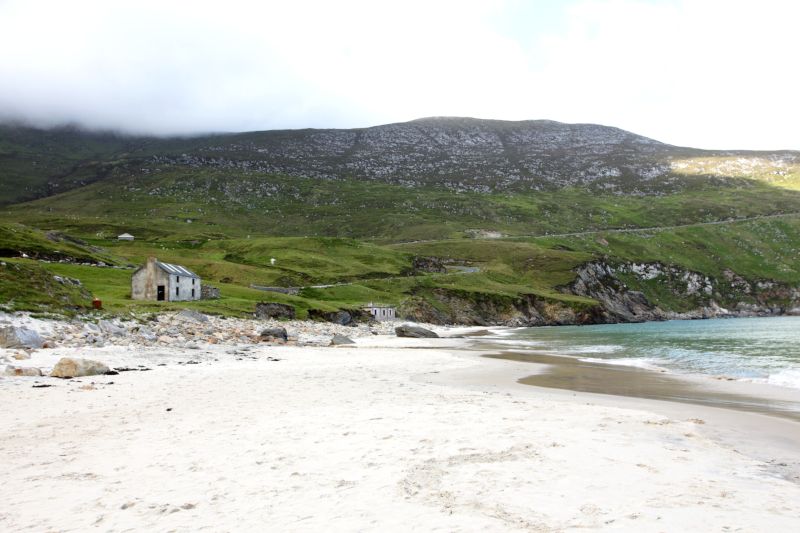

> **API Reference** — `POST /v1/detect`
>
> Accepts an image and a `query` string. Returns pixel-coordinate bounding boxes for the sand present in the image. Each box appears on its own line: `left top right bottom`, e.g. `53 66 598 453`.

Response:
2 333 800 531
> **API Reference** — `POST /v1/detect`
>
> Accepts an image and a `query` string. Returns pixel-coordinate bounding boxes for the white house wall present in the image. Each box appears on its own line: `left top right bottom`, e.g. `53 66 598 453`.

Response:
169 274 201 301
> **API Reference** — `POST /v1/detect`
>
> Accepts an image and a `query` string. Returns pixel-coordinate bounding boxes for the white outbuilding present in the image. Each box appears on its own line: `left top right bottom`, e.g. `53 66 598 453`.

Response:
117 233 135 241
364 302 396 321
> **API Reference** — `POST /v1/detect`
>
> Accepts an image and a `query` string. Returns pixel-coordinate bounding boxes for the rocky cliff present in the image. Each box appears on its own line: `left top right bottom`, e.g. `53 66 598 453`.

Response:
399 261 800 327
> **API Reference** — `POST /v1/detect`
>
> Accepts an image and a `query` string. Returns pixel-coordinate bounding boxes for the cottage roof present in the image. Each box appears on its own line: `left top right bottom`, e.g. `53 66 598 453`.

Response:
118 233 134 238
156 261 199 278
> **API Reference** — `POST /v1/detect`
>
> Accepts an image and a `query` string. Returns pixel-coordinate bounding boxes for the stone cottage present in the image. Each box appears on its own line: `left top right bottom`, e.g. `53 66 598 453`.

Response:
131 257 201 301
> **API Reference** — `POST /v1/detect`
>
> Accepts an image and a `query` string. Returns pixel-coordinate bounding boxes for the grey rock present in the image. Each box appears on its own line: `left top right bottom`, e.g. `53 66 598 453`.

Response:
259 327 288 342
395 325 439 338
177 309 209 323
98 320 126 336
0 326 44 349
330 334 355 346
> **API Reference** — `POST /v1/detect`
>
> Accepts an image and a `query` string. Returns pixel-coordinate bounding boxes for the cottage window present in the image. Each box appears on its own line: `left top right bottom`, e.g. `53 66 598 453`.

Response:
177 276 181 283
176 287 180 296
192 278 195 285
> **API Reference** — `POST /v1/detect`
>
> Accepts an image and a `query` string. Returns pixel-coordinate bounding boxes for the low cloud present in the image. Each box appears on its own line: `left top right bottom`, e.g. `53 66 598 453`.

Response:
0 0 797 149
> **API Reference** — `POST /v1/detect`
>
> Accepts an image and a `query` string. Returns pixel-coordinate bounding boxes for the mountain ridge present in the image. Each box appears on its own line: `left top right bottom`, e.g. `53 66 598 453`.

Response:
2 116 798 208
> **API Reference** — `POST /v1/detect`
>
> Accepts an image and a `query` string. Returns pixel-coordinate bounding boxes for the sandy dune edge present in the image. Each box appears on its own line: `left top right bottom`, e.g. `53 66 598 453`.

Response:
1 337 800 531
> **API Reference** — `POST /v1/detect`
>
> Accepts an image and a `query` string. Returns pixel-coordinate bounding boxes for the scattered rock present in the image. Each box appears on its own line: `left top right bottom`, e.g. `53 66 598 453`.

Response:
259 327 288 342
395 325 439 338
5 365 43 377
0 326 45 349
12 351 31 360
177 309 209 323
309 309 353 325
98 320 126 336
50 358 111 379
255 302 296 320
330 334 356 346
32 383 53 388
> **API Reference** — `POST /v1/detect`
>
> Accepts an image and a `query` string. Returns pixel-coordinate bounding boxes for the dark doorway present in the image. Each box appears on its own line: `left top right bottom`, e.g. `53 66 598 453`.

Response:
157 285 165 301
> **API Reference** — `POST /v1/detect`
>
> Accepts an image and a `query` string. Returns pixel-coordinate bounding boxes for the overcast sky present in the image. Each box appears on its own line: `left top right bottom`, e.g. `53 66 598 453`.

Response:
0 0 797 149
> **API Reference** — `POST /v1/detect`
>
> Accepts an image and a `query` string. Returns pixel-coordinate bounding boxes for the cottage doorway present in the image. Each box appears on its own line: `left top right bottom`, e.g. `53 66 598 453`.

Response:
157 285 165 301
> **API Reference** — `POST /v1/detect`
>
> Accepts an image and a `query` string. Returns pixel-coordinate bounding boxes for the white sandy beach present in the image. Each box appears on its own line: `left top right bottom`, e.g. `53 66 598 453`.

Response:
2 326 800 531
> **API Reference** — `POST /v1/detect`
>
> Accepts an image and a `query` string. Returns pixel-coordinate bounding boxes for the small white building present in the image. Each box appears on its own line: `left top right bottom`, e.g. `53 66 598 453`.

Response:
131 257 201 301
117 233 135 241
364 302 396 321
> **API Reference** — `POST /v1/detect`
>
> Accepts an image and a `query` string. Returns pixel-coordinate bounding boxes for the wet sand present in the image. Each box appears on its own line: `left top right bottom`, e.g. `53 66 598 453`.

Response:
488 350 800 422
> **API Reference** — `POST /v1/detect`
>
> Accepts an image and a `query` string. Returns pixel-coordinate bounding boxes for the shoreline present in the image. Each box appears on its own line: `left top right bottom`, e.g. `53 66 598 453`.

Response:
2 316 800 529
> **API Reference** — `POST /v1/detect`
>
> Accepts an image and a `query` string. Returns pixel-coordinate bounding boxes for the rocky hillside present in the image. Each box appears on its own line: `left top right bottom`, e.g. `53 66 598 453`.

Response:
1 118 798 206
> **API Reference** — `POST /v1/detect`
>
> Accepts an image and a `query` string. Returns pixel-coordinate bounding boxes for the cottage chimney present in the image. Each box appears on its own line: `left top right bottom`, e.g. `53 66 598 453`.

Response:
147 256 157 270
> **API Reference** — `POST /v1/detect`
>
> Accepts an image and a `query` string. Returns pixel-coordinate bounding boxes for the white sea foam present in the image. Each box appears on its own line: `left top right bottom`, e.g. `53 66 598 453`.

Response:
562 344 624 355
578 357 669 372
490 339 545 347
489 327 528 337
763 369 800 390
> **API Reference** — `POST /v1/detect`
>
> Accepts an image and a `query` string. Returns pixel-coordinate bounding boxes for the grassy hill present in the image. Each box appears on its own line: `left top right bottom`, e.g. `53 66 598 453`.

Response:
0 118 799 322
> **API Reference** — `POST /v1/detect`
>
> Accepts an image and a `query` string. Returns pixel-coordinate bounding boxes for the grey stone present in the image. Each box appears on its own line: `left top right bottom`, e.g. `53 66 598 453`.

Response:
330 334 356 346
395 325 439 338
98 320 126 336
0 326 44 349
259 327 288 342
176 309 209 323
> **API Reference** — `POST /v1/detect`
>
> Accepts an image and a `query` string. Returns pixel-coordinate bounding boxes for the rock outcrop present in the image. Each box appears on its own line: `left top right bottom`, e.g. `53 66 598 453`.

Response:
255 303 296 320
399 260 800 327
308 309 372 326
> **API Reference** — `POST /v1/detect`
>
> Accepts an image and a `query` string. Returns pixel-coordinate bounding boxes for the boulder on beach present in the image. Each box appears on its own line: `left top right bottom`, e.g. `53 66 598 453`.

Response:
4 365 43 377
0 326 45 349
50 358 110 378
395 325 439 338
330 334 355 346
259 327 288 343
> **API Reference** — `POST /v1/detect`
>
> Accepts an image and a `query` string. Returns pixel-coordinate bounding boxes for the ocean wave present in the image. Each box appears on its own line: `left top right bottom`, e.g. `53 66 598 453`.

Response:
577 357 668 372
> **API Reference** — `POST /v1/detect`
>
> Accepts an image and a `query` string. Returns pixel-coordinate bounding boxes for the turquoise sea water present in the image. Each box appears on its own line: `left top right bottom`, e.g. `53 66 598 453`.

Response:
499 317 800 390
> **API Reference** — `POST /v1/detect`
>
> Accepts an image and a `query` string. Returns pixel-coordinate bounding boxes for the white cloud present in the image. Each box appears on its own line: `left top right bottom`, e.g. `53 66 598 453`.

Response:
0 0 797 149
